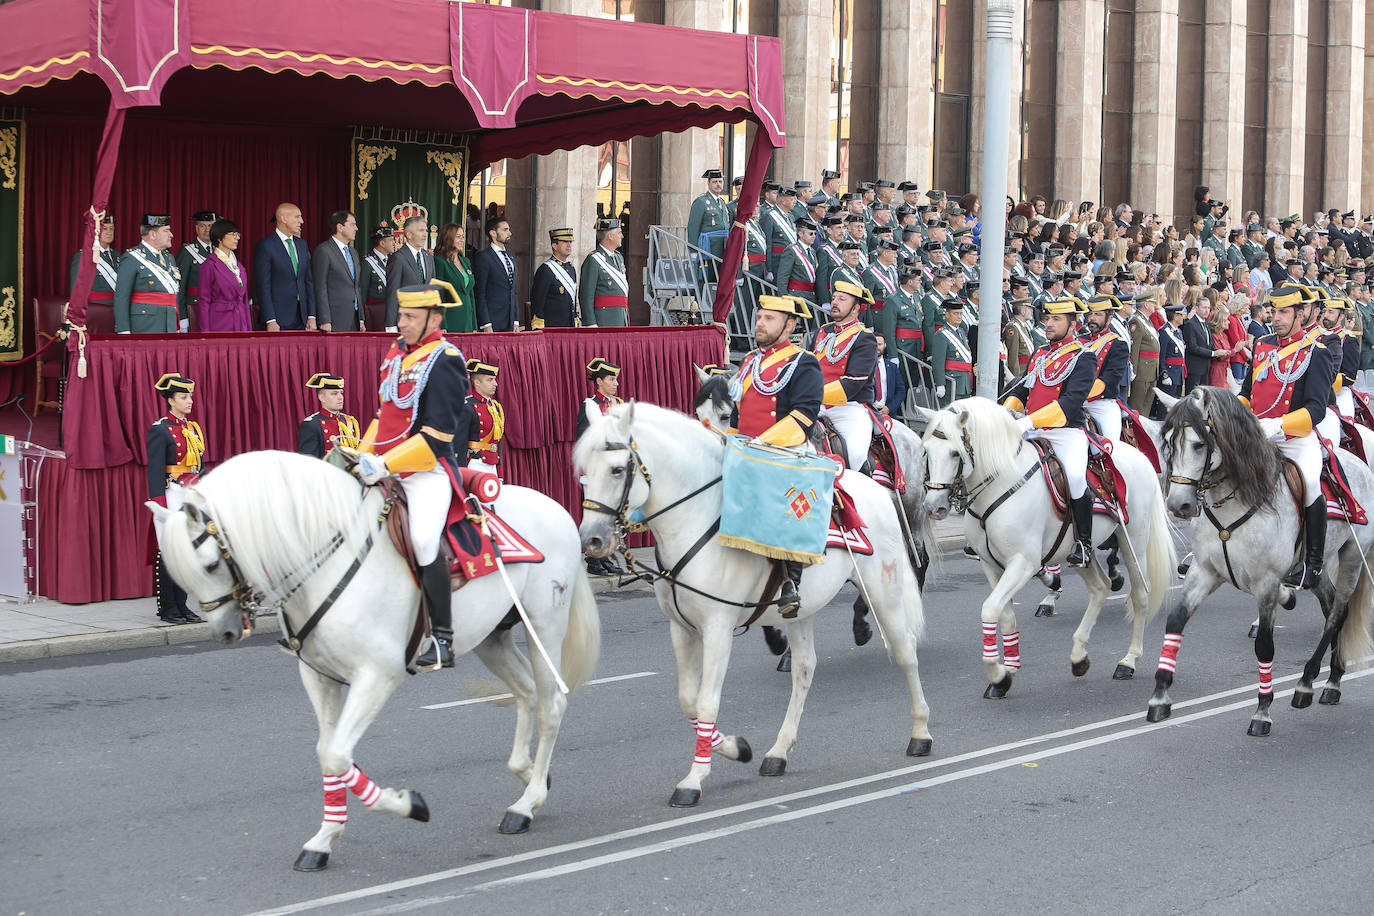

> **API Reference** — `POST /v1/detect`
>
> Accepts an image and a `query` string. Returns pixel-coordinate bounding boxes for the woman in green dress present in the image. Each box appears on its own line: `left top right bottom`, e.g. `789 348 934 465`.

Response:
434 223 476 333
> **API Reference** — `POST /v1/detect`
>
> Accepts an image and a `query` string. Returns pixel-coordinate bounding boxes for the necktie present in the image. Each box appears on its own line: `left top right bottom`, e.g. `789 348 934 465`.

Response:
344 247 357 311
415 248 424 275
502 250 515 286
285 236 298 274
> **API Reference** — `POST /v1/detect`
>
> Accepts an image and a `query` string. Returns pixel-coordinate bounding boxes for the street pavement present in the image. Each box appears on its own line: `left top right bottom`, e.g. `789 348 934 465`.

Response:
3 540 1371 915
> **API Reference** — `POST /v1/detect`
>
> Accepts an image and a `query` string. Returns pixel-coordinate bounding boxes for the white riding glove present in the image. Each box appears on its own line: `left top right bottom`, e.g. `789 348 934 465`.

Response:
935 386 946 399
354 452 390 485
1015 414 1036 434
1258 417 1285 441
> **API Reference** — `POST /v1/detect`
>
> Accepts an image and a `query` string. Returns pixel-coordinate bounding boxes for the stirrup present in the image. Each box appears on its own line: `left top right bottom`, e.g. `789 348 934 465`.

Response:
1066 541 1092 568
777 581 800 619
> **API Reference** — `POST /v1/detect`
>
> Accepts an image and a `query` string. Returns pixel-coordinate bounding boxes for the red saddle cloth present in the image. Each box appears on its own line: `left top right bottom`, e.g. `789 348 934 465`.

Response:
1339 416 1369 465
1033 438 1130 525
1315 435 1368 525
1352 389 1374 432
1120 406 1162 473
824 474 873 555
439 464 544 580
865 406 907 494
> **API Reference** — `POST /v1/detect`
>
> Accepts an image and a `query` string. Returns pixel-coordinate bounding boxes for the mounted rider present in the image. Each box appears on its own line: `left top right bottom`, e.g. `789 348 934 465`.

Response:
1079 294 1131 445
1241 284 1336 589
1001 297 1099 567
353 280 468 669
811 279 878 469
730 294 824 616
1318 294 1360 420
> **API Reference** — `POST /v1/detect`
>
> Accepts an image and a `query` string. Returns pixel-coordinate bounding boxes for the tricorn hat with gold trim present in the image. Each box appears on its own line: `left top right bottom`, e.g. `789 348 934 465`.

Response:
306 372 345 390
154 372 194 395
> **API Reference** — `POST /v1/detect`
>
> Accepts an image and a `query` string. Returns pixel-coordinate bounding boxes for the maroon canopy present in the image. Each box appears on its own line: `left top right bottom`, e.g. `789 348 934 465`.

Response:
0 0 786 346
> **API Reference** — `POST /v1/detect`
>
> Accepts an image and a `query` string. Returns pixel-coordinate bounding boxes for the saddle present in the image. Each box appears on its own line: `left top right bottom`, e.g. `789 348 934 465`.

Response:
1352 389 1374 432
812 409 904 493
1119 406 1162 473
1032 438 1130 525
1281 438 1368 525
1339 416 1369 465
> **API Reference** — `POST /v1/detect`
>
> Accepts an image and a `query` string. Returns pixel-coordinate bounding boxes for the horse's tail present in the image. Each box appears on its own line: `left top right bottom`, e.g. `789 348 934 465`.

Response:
1337 547 1374 670
560 566 602 692
1139 489 1178 624
895 489 935 590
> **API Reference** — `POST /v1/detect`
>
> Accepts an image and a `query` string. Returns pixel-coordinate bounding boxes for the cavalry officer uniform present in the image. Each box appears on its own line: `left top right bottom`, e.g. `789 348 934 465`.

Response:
812 281 878 469
357 283 468 668
1002 298 1099 566
686 169 731 260
930 300 973 406
776 224 820 305
1128 307 1162 416
577 358 624 576
1239 285 1336 588
464 359 505 477
1324 297 1360 418
115 214 182 333
70 215 121 305
176 211 218 331
362 224 391 327
578 220 631 328
297 372 361 459
1080 295 1131 444
147 373 205 624
530 227 579 328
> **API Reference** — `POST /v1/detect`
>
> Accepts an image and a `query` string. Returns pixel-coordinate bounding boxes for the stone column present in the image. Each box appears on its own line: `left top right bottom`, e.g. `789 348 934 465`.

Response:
877 0 936 187
1264 2 1308 217
1364 9 1374 217
534 0 601 248
1052 0 1106 205
657 0 728 227
1199 0 1246 211
774 0 833 185
1130 0 1179 217
969 0 1026 197
1325 0 1366 211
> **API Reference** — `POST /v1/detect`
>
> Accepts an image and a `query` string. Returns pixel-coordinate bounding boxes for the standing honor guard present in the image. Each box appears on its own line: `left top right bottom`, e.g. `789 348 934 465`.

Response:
1128 296 1162 416
298 372 361 459
579 219 630 328
930 299 973 406
776 217 820 306
464 358 505 477
177 210 218 331
1157 301 1188 412
530 227 579 328
116 214 182 334
362 223 394 330
71 213 121 305
147 373 205 624
812 280 878 469
686 169 731 263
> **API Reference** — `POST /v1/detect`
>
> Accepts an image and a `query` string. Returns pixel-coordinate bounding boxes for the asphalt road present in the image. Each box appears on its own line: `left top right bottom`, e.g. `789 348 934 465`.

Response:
3 546 1370 916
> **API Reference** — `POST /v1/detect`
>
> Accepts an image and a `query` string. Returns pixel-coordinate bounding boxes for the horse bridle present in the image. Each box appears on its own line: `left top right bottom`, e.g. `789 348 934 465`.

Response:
922 422 1006 513
1164 421 1223 511
582 437 721 538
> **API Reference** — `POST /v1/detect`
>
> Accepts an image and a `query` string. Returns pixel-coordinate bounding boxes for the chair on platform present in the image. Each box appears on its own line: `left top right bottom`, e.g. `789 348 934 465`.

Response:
85 303 115 334
34 296 68 413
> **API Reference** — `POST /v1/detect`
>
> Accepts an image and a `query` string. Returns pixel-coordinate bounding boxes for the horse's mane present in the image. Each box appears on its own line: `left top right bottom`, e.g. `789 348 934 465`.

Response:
924 397 1025 475
187 450 375 589
572 400 720 475
1162 386 1280 509
692 374 733 415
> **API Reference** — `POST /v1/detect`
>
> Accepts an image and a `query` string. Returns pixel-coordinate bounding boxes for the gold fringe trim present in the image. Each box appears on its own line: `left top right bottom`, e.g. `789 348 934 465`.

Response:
716 533 823 564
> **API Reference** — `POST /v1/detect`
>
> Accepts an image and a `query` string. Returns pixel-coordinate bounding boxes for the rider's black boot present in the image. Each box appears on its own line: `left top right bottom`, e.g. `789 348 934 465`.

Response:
414 559 454 669
1066 493 1095 568
1282 497 1327 589
778 560 804 619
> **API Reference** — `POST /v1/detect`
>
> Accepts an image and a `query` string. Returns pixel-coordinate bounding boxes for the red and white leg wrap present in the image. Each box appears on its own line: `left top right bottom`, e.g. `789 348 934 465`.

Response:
323 774 348 824
693 720 721 766
1002 630 1021 670
689 717 724 748
1157 633 1183 673
1258 660 1274 695
1046 565 1063 593
982 621 1000 661
342 764 382 807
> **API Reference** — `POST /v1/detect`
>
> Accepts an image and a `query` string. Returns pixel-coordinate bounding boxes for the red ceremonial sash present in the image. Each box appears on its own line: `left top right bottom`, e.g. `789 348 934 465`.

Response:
131 292 177 308
594 295 628 310
89 291 114 305
788 280 815 291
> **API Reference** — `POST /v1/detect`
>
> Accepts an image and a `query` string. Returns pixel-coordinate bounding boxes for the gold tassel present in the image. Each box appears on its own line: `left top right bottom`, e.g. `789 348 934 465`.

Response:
715 533 823 564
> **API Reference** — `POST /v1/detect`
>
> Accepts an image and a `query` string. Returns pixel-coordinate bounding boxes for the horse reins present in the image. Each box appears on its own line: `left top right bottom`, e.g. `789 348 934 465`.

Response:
1165 421 1258 589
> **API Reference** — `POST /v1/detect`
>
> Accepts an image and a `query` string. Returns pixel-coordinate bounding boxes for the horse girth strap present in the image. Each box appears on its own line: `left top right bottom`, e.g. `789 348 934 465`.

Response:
280 531 375 652
627 516 797 616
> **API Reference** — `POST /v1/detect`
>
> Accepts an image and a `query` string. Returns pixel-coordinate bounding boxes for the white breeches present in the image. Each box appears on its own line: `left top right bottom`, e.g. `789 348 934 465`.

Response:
1337 388 1355 419
824 401 872 469
1027 426 1088 498
1317 408 1340 447
401 467 452 565
1084 398 1122 444
1277 433 1322 507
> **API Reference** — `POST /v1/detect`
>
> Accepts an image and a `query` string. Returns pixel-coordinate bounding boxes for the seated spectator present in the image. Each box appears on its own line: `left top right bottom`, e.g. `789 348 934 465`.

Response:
197 218 251 332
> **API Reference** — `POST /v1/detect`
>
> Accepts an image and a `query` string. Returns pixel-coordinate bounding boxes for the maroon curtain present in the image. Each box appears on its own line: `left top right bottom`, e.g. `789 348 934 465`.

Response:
36 460 153 603
712 128 774 323
24 111 351 303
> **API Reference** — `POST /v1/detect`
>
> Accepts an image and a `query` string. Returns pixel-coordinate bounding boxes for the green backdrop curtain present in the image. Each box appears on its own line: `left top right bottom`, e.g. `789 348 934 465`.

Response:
351 129 468 254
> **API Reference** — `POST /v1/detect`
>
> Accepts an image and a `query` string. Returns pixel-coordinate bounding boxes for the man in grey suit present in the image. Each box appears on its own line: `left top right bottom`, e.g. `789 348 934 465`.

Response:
384 214 433 331
312 209 364 331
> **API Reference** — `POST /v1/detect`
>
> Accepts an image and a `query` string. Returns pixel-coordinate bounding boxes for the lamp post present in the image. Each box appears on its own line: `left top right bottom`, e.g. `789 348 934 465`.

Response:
976 0 1015 398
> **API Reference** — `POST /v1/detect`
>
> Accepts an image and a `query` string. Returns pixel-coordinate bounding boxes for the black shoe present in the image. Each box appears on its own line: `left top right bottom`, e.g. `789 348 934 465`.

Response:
585 556 603 576
599 556 624 575
778 560 804 619
181 610 205 623
1282 497 1327 589
157 614 187 625
415 632 454 670
1066 493 1095 568
762 626 789 656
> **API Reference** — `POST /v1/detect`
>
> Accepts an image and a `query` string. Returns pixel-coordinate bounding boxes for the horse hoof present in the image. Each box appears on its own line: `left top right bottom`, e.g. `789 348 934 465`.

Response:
1034 603 1055 618
669 787 701 808
1291 690 1313 709
1112 664 1135 680
1248 624 1260 639
759 757 787 777
1109 573 1125 592
734 737 753 764
853 618 873 647
1247 719 1271 737
407 791 430 823
1319 687 1342 705
1145 703 1171 723
292 849 329 872
906 737 933 757
776 652 792 674
1071 657 1090 678
498 810 532 834
982 675 1012 699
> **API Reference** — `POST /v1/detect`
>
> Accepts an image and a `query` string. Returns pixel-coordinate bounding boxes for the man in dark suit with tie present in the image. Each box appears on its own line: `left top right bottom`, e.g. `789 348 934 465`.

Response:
872 335 907 417
384 215 434 331
312 209 364 332
1182 296 1222 393
473 217 521 332
253 202 316 331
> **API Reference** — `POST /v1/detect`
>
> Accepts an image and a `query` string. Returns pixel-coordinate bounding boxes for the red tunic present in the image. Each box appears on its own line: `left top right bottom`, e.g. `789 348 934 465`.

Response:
813 320 865 387
468 394 505 466
1025 339 1086 415
1249 331 1321 421
374 329 452 451
737 343 801 437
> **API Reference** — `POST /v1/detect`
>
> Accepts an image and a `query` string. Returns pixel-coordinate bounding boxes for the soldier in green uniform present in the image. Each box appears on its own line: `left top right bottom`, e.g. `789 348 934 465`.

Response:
763 187 801 279
843 215 870 271
930 300 973 406
898 181 921 210
686 168 731 260
578 218 630 328
1241 222 1265 268
175 210 217 332
820 169 842 209
802 193 829 230
115 214 182 334
956 240 979 284
726 176 745 222
868 224 895 259
815 216 846 305
1225 228 1246 271
829 240 866 306
1203 220 1227 260
738 209 769 314
776 217 820 305
71 214 121 307
922 265 957 355
361 223 395 327
863 239 901 339
887 266 926 385
869 201 894 245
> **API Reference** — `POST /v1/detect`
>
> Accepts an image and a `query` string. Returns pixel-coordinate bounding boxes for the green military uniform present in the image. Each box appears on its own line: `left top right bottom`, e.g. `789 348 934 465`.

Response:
814 235 844 306
862 258 900 342
578 234 630 328
763 199 800 280
175 238 213 326
885 280 925 382
686 173 731 260
919 288 945 358
1241 235 1263 269
776 237 819 305
737 215 769 313
1003 313 1036 380
1203 232 1226 261
930 307 973 406
70 247 122 301
115 224 182 334
1128 311 1161 415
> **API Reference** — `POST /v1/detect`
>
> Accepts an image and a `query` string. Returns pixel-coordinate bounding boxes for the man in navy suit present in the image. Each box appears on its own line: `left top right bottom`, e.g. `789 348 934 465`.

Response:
473 217 521 332
872 335 907 417
253 202 316 331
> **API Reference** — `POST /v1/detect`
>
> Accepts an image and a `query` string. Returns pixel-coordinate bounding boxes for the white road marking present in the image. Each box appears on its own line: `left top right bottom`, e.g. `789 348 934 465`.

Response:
250 664 1368 916
420 671 656 710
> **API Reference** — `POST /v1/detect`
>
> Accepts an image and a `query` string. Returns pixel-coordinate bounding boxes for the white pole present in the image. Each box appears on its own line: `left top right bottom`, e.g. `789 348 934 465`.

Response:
976 0 1015 399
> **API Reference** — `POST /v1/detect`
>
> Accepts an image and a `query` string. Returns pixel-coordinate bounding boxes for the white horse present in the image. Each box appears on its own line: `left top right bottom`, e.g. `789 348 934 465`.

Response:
920 398 1176 696
152 450 600 870
576 402 932 808
1149 386 1374 735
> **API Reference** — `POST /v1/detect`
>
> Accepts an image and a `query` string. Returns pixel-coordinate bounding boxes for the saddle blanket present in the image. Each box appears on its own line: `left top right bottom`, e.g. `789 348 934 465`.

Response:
1315 436 1367 526
866 407 907 494
1339 416 1368 465
1035 439 1131 525
1120 406 1161 473
720 435 841 562
440 464 544 580
824 476 872 554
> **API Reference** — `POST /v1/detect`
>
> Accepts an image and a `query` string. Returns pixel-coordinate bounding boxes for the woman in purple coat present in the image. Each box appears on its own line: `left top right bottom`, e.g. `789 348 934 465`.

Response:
197 218 252 331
